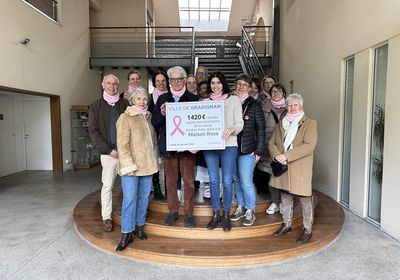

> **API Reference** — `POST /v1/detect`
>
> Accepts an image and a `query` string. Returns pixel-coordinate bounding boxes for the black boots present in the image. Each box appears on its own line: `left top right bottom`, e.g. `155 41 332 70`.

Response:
273 223 292 237
207 211 221 230
222 211 231 231
152 172 165 200
136 225 148 240
207 210 232 231
115 232 133 251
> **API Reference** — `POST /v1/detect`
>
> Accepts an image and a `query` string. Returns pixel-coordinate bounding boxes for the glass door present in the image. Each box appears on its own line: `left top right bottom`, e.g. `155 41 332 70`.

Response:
368 44 388 223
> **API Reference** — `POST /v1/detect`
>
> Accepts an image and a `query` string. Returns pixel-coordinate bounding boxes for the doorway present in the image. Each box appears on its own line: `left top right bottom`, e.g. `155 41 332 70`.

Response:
0 85 62 174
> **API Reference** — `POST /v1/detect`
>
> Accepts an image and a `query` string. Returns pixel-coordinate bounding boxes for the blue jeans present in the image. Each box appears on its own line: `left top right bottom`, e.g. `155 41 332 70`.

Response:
203 147 237 212
233 154 257 210
120 175 152 233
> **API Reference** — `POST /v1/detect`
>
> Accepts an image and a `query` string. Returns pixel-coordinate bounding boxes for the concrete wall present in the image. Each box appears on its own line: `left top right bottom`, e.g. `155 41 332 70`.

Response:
90 0 146 27
0 0 101 170
279 0 400 239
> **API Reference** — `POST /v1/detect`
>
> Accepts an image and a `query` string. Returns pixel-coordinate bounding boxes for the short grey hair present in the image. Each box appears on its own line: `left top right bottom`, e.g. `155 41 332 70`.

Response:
128 87 149 105
102 74 119 85
167 66 187 79
286 93 304 108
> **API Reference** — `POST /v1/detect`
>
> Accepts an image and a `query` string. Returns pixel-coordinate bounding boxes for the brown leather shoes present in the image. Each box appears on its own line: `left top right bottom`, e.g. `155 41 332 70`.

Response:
102 219 113 232
273 223 292 237
297 229 312 244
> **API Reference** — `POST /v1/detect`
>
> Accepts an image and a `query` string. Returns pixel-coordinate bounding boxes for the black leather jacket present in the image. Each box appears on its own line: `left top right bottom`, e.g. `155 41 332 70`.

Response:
237 96 266 156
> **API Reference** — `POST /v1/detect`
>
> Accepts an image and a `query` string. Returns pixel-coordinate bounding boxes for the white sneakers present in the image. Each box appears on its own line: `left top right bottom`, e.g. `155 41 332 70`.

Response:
266 202 280 215
203 183 211 199
202 182 223 199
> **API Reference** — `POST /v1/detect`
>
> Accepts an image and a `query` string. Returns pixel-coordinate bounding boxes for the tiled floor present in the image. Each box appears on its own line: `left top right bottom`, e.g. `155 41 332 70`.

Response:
0 167 399 280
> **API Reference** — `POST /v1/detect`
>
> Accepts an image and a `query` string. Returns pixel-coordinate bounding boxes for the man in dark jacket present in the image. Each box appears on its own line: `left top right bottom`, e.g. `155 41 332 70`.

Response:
88 74 129 232
152 66 198 228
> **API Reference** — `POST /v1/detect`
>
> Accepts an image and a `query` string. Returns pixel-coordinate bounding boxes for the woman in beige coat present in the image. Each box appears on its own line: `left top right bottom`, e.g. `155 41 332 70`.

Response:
115 87 159 251
268 93 317 244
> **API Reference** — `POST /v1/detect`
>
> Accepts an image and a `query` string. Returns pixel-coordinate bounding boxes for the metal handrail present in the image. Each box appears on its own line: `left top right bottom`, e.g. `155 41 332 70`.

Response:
242 25 272 57
240 26 265 79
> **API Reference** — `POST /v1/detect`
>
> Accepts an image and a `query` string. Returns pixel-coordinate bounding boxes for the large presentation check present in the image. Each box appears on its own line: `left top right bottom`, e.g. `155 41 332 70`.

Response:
166 100 225 151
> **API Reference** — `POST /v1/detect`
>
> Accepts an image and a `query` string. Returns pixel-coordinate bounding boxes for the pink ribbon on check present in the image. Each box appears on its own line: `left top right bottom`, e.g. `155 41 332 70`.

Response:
170 115 185 136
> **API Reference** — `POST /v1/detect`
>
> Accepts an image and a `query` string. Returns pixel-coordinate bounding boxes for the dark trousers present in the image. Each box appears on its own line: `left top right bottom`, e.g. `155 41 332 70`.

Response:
163 155 195 214
253 168 270 194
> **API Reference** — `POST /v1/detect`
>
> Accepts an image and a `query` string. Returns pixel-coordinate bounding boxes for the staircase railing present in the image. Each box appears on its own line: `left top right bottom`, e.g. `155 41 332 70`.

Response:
89 26 196 72
240 26 272 79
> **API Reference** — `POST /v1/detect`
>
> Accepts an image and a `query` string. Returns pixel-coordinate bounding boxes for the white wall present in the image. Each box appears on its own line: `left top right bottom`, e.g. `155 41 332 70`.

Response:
0 0 101 170
279 0 400 239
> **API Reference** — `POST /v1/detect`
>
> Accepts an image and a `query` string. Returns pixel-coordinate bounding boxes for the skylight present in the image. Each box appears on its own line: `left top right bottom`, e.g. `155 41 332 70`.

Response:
178 0 232 32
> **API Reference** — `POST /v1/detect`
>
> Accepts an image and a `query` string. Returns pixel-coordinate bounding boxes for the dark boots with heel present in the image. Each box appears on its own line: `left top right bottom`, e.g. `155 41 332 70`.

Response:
207 210 221 230
222 210 231 231
136 225 148 240
115 232 133 251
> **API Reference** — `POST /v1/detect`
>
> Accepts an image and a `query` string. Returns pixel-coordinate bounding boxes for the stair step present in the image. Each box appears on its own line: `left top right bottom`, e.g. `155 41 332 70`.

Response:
74 190 344 266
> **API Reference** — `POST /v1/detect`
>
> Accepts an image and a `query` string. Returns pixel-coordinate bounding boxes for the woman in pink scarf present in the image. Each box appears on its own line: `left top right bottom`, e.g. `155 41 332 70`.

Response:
268 93 317 244
120 70 142 100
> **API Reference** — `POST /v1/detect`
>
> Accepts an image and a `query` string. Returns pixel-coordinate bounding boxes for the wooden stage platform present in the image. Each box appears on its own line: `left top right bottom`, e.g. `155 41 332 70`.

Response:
73 189 344 267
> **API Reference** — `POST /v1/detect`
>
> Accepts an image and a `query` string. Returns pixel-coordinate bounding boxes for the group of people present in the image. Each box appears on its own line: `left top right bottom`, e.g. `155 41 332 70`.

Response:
88 65 317 252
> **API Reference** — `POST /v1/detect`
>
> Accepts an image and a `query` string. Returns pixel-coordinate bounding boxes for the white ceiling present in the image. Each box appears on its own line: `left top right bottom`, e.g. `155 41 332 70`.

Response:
152 0 258 37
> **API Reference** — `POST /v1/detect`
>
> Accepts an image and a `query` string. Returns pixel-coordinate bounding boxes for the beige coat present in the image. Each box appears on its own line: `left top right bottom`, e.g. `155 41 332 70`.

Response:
268 116 317 196
116 106 159 176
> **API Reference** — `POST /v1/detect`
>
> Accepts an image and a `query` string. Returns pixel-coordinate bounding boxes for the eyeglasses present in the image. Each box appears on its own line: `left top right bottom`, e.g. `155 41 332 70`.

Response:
196 72 208 76
170 78 185 83
271 89 283 95
236 82 250 87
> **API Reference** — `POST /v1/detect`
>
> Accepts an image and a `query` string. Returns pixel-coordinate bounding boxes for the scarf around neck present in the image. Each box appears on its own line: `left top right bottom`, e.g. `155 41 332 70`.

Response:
103 91 120 106
271 98 286 109
123 86 139 100
238 93 249 104
152 88 168 104
210 92 228 100
282 111 304 151
171 86 186 98
132 105 149 115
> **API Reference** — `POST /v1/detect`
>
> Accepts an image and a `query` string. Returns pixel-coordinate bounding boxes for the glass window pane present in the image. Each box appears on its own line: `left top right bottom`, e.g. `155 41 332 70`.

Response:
221 0 232 9
200 11 208 21
199 0 209 9
210 0 221 9
210 11 219 20
341 57 355 205
368 44 388 223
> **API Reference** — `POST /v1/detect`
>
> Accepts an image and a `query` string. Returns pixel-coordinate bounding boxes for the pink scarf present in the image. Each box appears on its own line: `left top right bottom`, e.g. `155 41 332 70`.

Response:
171 86 186 98
103 91 120 106
152 88 168 104
132 105 148 115
123 86 138 100
238 93 249 104
262 90 271 100
210 92 228 100
271 98 286 109
285 110 304 122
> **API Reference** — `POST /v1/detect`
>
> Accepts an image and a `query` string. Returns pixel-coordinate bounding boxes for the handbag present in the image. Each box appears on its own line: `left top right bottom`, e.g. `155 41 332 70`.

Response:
270 161 288 177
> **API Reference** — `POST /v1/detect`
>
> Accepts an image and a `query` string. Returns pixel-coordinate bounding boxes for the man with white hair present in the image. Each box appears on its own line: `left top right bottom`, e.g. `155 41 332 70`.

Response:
89 74 129 232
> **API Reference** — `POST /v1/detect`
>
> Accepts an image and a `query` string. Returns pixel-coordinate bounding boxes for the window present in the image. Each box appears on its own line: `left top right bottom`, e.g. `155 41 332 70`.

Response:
341 57 355 206
22 0 58 22
178 0 232 32
368 44 388 223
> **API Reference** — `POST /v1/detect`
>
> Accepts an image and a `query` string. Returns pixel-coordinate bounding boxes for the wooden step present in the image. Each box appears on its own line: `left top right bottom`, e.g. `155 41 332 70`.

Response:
74 190 343 266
